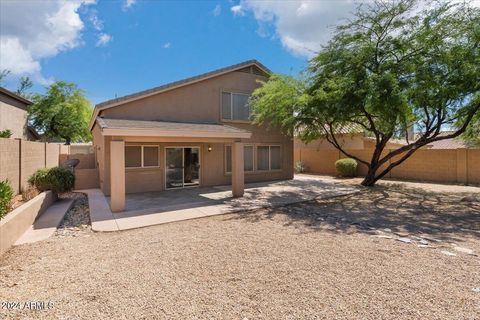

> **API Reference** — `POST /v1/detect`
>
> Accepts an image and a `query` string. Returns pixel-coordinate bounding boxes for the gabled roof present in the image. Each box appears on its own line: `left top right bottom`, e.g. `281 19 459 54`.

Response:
90 60 271 130
0 87 33 106
96 117 252 139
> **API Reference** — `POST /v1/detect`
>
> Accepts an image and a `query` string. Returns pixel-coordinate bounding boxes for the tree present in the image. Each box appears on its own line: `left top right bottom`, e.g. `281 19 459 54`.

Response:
250 0 479 186
0 70 10 86
0 70 33 98
29 81 92 145
16 76 33 98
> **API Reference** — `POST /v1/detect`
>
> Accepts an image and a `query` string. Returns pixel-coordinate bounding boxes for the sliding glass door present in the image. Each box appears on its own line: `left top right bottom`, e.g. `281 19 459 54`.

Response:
165 147 200 189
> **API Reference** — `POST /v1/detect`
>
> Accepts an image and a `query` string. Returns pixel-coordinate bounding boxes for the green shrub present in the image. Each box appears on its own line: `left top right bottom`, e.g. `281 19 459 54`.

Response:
0 180 13 219
0 129 12 138
28 166 75 193
294 160 306 173
335 158 358 177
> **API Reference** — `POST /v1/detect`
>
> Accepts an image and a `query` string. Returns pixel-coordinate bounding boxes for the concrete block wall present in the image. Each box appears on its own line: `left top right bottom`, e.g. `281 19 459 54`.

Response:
295 143 480 185
0 138 63 194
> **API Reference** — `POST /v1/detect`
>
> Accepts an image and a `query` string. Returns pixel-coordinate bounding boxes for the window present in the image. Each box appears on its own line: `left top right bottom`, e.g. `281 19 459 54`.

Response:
225 145 280 173
256 145 281 171
125 145 159 168
225 145 254 173
222 92 251 121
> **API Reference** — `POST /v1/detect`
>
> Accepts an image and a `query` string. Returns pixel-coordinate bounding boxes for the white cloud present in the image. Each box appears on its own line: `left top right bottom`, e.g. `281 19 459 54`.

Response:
122 0 136 11
162 42 171 49
232 0 358 58
89 10 104 31
213 4 222 16
234 0 480 58
96 33 113 47
0 0 95 83
230 5 245 16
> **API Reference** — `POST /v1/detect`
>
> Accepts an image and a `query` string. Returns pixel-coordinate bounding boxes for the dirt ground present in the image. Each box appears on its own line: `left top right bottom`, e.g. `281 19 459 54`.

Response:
0 181 479 320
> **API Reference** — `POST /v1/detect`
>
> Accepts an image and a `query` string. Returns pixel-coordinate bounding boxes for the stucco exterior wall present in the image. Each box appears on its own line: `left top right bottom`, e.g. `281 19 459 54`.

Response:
96 69 294 195
0 94 28 139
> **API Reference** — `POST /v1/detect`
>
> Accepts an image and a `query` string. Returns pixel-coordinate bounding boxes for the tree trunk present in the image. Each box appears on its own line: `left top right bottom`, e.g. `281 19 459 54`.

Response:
361 167 378 187
64 136 71 145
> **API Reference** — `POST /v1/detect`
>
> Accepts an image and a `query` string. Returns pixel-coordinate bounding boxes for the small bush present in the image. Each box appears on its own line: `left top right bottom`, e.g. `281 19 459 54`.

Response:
0 180 13 219
294 160 306 173
335 158 357 177
28 166 75 193
22 187 39 202
0 129 12 138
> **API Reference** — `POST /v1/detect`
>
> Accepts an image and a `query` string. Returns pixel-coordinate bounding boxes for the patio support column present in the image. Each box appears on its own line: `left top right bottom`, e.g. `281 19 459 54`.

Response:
110 140 125 212
232 142 244 197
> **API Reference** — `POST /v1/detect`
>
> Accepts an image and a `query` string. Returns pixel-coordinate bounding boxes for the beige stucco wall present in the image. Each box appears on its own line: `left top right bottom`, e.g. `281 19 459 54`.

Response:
0 93 28 139
95 70 294 195
0 191 56 255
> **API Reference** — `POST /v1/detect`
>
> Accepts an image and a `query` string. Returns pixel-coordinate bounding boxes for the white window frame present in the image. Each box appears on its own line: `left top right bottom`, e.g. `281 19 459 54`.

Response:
256 144 282 172
221 91 251 121
125 145 160 168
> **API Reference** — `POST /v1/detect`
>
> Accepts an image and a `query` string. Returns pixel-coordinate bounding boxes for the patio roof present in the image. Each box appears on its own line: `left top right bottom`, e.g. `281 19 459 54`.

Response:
96 117 252 139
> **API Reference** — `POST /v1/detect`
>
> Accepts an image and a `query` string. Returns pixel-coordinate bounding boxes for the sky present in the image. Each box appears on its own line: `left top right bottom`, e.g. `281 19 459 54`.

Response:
1 0 477 106
0 0 366 105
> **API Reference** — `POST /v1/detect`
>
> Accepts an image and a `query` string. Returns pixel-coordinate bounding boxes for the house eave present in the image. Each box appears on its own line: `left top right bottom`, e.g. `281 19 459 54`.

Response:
100 127 252 139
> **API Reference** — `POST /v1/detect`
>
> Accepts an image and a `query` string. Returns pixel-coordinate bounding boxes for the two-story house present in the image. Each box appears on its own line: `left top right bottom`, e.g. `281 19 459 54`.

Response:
90 60 294 212
0 87 39 140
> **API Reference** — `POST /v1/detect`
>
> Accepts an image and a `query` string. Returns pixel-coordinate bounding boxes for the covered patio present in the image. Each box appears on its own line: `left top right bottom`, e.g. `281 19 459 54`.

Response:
97 118 252 212
86 175 358 231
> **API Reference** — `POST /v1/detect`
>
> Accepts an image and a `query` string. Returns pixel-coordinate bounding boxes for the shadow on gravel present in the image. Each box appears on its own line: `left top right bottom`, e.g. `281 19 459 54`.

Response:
226 184 480 242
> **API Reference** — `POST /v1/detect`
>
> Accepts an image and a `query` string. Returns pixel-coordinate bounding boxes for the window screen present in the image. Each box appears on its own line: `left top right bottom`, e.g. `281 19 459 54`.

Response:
232 94 250 120
256 146 270 171
225 146 232 173
125 146 142 168
222 92 232 120
270 146 281 170
244 145 254 172
221 92 250 121
143 146 159 167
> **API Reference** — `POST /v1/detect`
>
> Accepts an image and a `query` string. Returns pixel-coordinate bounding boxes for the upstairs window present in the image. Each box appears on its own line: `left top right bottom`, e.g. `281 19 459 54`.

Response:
222 92 251 121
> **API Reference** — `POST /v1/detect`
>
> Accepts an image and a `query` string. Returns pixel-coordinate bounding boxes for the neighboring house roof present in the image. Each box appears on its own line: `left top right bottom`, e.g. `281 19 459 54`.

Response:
333 123 364 134
363 131 467 149
96 117 252 139
0 86 33 107
90 60 271 130
26 126 41 140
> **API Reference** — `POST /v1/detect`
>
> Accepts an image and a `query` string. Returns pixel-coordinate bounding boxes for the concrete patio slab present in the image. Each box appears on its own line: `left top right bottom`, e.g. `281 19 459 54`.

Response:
15 199 74 245
88 176 359 232
80 189 119 232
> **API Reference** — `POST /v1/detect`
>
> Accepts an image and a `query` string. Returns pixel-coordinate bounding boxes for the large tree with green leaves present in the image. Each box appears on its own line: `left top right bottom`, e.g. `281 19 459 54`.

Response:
29 81 92 145
251 0 479 186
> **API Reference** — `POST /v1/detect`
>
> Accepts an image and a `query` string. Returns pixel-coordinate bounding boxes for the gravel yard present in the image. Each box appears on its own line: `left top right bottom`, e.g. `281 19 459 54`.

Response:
1 182 479 320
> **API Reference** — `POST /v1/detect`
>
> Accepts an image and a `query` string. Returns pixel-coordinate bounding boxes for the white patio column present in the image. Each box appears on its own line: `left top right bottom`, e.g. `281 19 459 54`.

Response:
232 142 244 197
110 140 125 212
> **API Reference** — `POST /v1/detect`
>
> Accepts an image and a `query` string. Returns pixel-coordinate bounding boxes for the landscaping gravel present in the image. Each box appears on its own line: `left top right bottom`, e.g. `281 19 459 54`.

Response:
0 184 479 319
